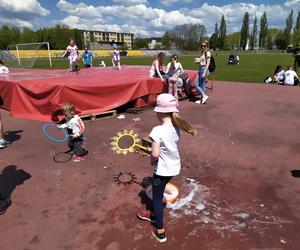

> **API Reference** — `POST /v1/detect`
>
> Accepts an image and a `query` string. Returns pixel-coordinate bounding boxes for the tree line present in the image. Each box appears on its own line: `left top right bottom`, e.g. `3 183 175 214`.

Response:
158 10 300 51
209 10 300 51
1 11 300 51
0 25 82 50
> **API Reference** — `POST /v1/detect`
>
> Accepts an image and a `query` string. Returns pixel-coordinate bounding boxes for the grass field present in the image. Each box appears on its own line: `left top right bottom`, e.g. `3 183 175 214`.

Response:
6 53 297 83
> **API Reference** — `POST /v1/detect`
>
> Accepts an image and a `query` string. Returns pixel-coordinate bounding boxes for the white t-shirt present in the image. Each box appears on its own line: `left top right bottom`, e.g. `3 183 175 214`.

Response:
284 70 298 85
113 49 120 61
149 125 181 176
0 66 9 74
60 115 85 136
199 50 211 66
67 45 78 58
166 62 183 77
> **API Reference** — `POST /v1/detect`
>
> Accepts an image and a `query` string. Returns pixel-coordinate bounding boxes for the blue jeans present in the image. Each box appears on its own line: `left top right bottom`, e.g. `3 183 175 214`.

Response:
194 67 209 96
151 174 172 229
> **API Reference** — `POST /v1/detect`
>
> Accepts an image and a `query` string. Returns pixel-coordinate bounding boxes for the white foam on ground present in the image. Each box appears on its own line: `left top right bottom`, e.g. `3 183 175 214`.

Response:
167 178 209 217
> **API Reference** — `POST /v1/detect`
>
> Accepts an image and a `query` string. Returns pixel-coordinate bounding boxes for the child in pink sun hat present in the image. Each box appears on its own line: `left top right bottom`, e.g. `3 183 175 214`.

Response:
137 93 197 243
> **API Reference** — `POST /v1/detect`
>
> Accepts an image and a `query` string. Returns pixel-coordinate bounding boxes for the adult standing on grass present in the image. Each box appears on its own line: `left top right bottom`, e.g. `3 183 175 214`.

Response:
149 52 167 83
194 40 211 104
82 47 94 68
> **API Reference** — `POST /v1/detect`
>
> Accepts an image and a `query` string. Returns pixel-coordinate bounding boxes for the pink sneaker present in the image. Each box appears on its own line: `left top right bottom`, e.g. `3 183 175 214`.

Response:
136 209 155 223
73 156 83 162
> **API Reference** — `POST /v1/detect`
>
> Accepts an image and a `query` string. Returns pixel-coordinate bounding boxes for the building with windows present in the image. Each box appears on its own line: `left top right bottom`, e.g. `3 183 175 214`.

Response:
81 30 134 50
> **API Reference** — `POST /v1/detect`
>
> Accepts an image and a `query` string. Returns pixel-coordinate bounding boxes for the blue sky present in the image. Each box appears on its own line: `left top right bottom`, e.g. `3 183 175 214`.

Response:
0 0 299 37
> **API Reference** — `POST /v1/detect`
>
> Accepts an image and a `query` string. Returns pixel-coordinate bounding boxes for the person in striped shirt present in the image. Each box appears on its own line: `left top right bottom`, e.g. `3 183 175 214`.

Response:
58 103 88 162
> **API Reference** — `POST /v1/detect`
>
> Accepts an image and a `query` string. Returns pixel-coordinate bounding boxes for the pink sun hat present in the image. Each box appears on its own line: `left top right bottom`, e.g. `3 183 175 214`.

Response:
154 93 179 113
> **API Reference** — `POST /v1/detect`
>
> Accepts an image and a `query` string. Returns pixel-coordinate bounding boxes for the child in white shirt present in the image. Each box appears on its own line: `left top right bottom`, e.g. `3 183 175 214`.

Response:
137 93 197 243
0 60 9 74
58 103 87 162
64 39 79 72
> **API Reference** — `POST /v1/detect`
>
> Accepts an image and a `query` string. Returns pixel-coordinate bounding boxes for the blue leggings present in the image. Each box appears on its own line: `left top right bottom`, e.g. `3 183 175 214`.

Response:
151 174 172 229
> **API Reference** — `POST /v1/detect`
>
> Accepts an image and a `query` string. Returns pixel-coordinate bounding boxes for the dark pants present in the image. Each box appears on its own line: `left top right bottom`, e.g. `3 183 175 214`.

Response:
151 174 172 229
68 136 87 156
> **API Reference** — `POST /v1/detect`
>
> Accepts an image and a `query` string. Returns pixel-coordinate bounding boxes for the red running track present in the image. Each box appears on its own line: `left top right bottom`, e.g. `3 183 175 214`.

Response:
0 66 197 122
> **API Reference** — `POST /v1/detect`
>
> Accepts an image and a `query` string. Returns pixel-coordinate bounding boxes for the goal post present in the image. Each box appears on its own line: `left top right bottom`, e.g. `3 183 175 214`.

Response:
6 42 52 68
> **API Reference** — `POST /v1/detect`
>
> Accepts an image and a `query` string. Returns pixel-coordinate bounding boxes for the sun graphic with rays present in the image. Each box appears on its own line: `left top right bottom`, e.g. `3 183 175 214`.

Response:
111 129 142 155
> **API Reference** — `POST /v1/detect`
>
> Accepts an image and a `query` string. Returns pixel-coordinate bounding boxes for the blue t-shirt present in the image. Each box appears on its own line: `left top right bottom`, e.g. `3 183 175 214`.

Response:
82 51 93 65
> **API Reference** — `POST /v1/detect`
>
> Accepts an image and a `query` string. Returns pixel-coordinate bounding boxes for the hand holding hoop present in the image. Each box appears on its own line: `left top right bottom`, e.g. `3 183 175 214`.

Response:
42 123 69 143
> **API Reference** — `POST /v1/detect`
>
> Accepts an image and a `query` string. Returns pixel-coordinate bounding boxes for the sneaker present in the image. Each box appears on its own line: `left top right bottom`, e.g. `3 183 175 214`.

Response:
202 95 209 104
0 197 12 215
0 139 9 149
137 209 155 223
195 100 202 104
152 228 167 243
73 156 83 163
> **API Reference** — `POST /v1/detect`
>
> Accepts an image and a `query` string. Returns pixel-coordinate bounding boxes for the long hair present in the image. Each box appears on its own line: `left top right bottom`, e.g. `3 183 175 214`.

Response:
274 65 282 74
171 112 197 136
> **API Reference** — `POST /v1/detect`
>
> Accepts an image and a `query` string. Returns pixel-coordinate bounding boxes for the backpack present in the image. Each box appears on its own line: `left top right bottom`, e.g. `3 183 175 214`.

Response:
205 51 216 73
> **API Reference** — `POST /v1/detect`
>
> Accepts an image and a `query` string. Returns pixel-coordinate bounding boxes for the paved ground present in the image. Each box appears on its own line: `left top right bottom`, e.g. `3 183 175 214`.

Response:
0 81 300 250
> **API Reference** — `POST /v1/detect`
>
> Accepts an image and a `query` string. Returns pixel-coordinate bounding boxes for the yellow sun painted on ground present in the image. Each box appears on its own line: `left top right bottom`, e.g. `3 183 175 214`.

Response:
111 129 149 155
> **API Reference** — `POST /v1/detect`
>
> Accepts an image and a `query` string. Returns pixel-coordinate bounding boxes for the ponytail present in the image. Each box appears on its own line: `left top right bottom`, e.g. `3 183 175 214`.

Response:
171 112 197 136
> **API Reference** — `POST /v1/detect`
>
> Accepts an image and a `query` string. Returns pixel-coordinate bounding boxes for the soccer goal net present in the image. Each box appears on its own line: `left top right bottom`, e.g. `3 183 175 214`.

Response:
3 42 52 68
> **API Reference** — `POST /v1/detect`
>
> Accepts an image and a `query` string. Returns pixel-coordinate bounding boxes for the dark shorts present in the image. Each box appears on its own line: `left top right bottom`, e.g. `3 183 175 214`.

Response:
153 71 168 80
84 64 91 68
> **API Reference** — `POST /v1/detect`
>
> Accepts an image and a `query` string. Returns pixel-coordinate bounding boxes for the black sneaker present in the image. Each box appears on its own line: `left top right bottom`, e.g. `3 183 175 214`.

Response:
152 229 167 243
0 197 12 215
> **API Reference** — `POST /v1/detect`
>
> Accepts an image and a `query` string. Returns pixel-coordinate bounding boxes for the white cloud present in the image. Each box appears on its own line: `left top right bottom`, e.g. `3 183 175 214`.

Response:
161 0 192 6
56 0 300 37
0 17 33 29
112 0 148 5
0 0 50 16
284 0 300 7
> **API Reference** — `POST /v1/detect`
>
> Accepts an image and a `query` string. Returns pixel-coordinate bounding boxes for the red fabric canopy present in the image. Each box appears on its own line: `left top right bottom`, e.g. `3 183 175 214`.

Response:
0 66 197 122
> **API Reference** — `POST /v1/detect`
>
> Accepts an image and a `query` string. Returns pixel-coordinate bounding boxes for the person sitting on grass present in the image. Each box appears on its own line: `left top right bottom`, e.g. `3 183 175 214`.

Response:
58 103 88 163
284 66 300 86
82 47 94 68
0 60 9 74
149 52 167 83
166 54 184 102
273 65 285 84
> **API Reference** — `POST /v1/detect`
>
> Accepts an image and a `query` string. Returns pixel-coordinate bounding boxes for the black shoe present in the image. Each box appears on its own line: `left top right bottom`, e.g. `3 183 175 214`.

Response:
0 197 12 215
152 229 167 243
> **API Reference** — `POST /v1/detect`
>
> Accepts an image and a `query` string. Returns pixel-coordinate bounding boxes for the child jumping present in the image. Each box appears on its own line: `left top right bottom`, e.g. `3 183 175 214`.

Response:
112 44 121 70
65 39 79 72
137 93 197 243
58 104 88 162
